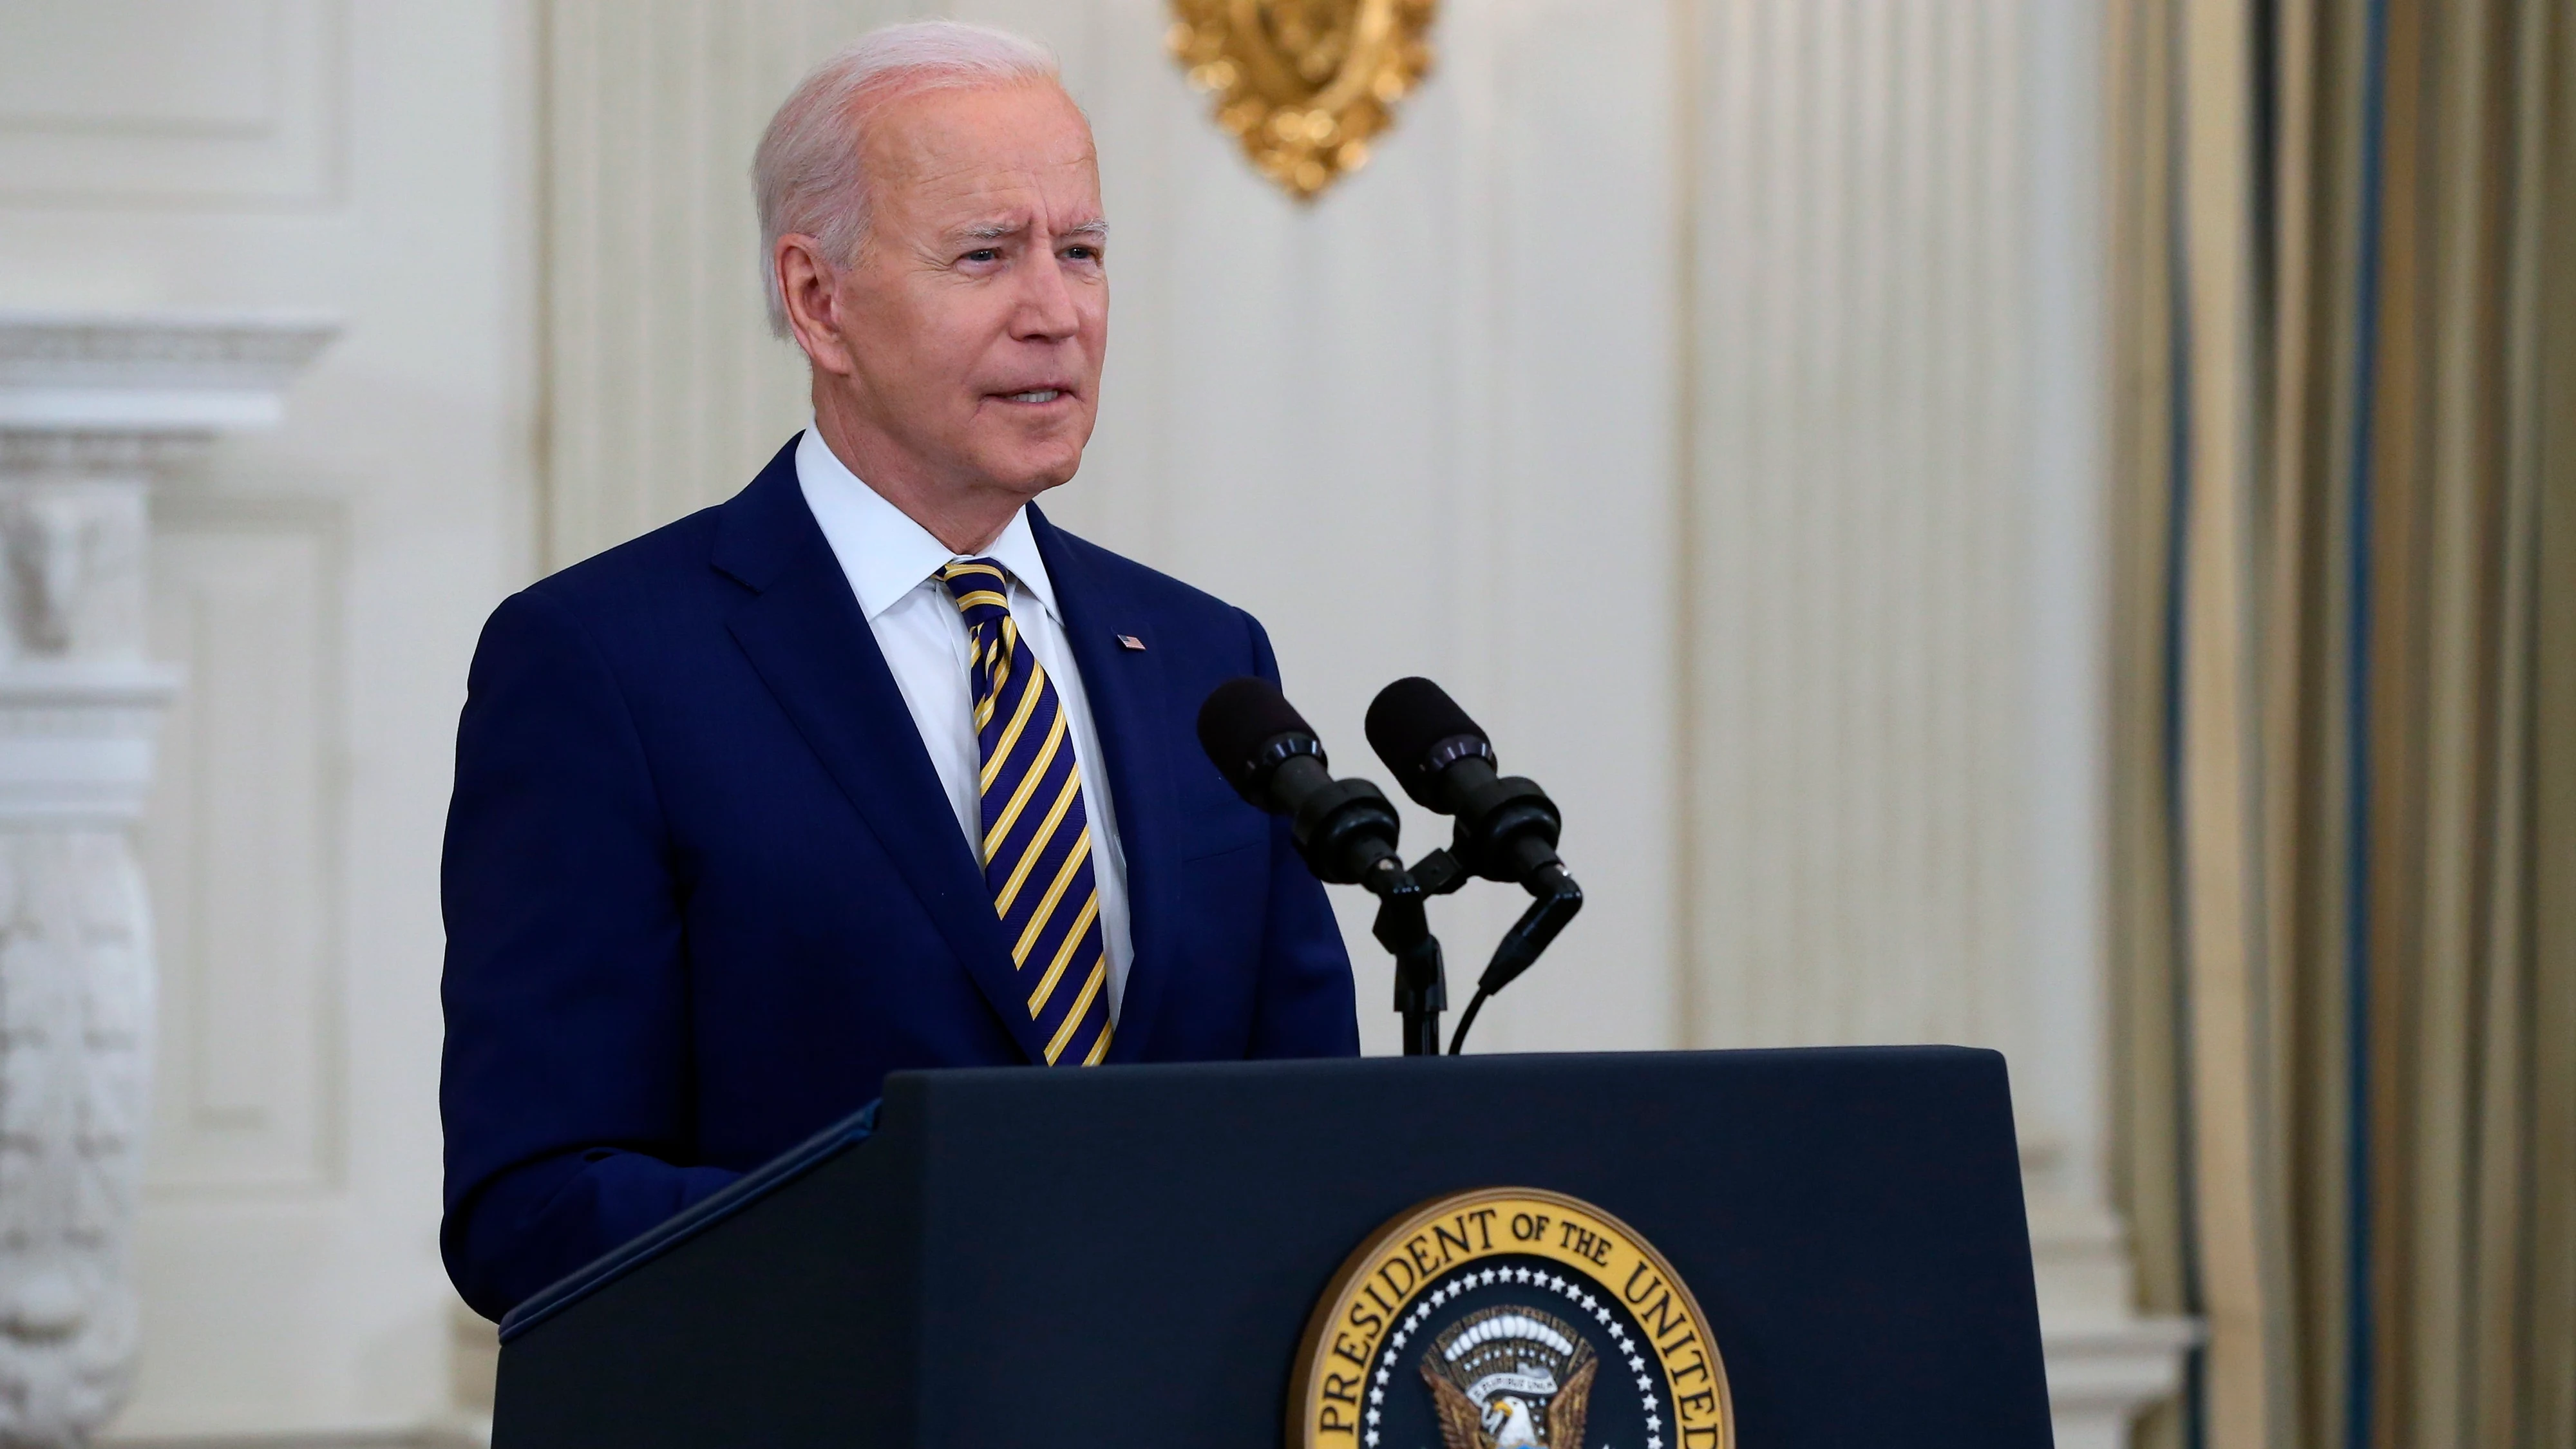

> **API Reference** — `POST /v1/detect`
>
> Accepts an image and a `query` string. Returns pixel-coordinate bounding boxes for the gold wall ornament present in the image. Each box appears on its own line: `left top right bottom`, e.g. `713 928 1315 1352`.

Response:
1166 0 1437 200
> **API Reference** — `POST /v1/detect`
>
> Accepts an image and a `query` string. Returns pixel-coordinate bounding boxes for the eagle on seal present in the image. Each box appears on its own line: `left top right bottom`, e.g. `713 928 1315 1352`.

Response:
1421 1354 1596 1449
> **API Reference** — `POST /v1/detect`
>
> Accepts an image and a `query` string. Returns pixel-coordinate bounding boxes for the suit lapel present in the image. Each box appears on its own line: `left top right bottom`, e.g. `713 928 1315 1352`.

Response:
712 447 1049 1065
1028 507 1182 1061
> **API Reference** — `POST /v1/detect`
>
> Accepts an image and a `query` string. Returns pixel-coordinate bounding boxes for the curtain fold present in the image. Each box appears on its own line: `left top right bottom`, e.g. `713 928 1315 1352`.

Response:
2105 0 2575 1445
2105 6 2192 1449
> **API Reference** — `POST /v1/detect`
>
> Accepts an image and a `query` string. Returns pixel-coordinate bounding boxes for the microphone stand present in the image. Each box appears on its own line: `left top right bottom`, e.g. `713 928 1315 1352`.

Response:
1356 850 1469 1056
1352 847 1580 1058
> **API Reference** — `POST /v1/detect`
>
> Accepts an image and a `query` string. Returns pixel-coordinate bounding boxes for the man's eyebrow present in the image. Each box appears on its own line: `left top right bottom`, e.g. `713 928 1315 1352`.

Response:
952 218 1109 242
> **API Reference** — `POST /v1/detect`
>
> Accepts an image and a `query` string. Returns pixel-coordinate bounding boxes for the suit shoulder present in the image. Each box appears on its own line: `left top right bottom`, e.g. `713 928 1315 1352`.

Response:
1041 521 1258 634
520 504 727 616
466 502 745 692
511 435 806 634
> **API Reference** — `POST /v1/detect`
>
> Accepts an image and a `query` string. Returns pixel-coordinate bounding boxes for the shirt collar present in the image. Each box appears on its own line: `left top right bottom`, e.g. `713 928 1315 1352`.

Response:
794 424 1061 623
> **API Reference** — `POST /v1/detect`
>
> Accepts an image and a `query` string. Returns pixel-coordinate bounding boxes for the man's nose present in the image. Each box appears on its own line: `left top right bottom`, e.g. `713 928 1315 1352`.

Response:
1010 250 1082 341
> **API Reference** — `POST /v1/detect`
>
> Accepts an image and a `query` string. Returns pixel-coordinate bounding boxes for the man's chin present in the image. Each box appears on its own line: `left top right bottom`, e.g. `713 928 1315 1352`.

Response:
961 454 1083 501
967 438 1088 498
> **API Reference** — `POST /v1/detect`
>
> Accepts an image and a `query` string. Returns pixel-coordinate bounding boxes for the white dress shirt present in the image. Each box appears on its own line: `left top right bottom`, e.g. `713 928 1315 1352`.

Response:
794 425 1134 1019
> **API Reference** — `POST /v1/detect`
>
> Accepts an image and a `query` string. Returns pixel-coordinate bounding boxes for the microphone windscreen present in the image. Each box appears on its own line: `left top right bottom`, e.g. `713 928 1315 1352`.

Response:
1364 676 1487 779
1196 676 1316 796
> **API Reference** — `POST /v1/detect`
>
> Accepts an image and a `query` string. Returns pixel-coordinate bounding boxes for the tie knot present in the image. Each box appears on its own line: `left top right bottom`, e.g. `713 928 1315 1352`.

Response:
939 557 1012 627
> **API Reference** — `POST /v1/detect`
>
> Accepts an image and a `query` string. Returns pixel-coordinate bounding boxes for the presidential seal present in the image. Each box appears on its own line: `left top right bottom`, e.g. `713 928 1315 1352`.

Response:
1291 1188 1733 1449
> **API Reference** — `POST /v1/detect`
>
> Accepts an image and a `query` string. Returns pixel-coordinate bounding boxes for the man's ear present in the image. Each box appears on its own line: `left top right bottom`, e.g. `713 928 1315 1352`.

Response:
776 234 857 377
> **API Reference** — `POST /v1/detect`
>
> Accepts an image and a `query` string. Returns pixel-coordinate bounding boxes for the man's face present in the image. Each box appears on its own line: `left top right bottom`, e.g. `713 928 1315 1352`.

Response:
811 82 1106 506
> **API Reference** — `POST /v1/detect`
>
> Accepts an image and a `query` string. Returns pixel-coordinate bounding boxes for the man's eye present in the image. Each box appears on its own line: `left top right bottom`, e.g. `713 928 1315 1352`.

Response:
1063 246 1099 262
962 249 1000 264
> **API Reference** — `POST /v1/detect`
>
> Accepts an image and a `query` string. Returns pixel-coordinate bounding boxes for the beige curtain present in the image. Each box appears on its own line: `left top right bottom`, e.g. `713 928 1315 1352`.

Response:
2106 0 2576 1446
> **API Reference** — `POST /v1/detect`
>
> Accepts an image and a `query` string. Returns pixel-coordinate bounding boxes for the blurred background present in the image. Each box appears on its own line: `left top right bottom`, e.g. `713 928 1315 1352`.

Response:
0 1 2564 1446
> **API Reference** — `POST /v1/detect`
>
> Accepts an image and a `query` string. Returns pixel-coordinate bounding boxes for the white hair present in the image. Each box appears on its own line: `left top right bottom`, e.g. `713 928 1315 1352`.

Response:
753 21 1063 338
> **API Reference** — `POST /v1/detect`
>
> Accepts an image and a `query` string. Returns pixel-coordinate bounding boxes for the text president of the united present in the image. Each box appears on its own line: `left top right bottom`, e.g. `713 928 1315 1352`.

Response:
439 21 1359 1321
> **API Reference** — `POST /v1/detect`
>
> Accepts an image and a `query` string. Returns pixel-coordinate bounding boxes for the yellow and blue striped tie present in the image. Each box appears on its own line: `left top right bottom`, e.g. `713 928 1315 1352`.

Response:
939 558 1113 1066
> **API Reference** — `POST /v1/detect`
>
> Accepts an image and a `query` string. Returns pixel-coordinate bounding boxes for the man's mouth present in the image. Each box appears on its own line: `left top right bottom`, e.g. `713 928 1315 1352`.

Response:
996 388 1069 404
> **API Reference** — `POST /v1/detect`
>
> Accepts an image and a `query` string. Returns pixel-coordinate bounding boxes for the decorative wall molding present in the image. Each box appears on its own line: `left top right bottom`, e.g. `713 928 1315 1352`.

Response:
140 500 345 1196
0 667 178 822
2023 1136 2199 1447
0 312 333 1446
0 314 338 436
0 316 339 380
0 0 349 207
0 437 217 481
103 1430 486 1449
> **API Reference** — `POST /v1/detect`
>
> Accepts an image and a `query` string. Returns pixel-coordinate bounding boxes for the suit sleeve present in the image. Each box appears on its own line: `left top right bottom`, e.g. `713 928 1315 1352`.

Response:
1241 612 1363 1057
439 588 739 1321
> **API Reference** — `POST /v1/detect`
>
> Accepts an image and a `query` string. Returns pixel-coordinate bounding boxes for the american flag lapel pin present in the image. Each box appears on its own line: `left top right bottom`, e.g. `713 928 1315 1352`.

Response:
1115 633 1148 652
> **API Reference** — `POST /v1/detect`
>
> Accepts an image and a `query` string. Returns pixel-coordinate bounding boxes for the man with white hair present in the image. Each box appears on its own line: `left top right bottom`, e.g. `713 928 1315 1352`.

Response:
438 21 1358 1320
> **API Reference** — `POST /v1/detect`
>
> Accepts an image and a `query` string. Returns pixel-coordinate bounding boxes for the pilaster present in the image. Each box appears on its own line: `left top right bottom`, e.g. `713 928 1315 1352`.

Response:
0 315 332 1446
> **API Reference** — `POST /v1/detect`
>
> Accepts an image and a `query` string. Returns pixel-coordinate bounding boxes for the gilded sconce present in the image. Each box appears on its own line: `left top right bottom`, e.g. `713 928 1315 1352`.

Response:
1167 0 1437 200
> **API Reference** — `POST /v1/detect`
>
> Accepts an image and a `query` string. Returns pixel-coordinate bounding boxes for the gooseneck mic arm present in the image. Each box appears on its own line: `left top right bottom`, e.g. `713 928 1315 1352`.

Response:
1447 862 1584 1055
1195 678 1449 1054
1365 677 1586 1054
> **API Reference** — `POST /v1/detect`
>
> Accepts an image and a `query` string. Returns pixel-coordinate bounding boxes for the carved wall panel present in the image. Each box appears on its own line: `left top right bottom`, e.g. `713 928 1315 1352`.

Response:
0 828 154 1443
0 307 343 1444
0 0 347 207
138 504 341 1196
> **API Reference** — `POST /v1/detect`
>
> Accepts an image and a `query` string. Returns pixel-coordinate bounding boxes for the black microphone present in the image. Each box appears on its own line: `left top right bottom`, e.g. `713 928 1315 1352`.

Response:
1366 676 1584 1054
1363 677 1565 885
1196 677 1403 885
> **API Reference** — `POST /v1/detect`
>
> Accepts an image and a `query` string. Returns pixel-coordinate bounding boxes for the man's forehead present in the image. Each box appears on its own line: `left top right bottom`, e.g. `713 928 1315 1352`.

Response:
905 170 1103 244
867 86 1095 183
868 86 1101 230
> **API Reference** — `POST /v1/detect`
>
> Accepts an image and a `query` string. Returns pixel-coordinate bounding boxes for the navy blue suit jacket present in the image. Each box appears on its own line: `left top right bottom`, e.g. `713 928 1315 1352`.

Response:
439 439 1359 1319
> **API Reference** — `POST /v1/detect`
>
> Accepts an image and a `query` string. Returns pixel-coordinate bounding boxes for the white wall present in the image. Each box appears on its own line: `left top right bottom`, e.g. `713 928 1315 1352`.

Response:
1680 0 2109 1191
0 0 536 1438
